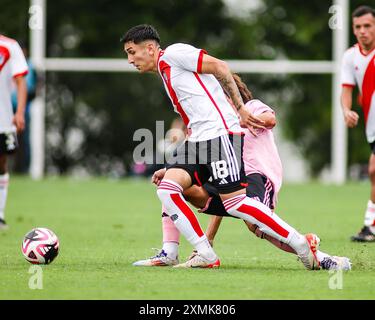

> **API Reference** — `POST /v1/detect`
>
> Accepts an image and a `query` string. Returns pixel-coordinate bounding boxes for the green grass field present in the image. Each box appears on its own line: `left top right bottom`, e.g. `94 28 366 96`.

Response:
0 176 374 300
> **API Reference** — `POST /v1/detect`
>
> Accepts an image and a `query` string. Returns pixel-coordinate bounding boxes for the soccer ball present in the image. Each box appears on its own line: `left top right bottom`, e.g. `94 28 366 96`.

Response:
21 227 59 264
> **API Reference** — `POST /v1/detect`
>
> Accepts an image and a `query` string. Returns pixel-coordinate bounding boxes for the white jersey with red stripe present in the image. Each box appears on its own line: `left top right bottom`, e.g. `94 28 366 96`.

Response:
341 43 375 143
0 35 28 133
157 43 241 142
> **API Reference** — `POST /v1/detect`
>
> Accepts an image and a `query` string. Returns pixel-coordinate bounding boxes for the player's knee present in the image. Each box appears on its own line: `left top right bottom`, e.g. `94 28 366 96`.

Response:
183 186 208 208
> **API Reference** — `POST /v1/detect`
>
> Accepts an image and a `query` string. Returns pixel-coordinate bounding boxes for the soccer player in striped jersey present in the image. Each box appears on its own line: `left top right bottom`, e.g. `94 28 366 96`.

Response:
341 6 375 242
133 74 351 271
122 25 320 269
0 34 28 230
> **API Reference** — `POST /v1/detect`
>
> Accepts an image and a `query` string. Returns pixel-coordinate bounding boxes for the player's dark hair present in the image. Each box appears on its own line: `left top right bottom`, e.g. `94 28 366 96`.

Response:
352 5 375 19
120 24 160 45
232 73 253 104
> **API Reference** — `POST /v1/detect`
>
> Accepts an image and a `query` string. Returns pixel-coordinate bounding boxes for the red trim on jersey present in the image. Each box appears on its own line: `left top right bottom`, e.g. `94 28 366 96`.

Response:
356 43 375 57
194 171 202 186
237 203 290 238
13 70 28 78
159 60 190 126
361 54 375 124
342 83 356 88
228 130 245 136
0 45 10 72
193 72 229 130
197 49 207 74
170 193 204 237
157 50 164 66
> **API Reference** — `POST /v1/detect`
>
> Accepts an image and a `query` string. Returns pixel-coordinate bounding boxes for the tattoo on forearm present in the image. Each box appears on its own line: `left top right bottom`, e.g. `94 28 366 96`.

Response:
216 74 244 111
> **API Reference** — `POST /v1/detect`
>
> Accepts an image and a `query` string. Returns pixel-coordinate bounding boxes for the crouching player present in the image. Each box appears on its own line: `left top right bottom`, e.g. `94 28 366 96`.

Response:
133 74 352 271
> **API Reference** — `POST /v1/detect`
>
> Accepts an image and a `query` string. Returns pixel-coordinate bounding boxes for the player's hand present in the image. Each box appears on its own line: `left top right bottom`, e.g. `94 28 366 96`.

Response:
151 168 167 186
12 112 25 133
238 106 266 136
343 109 359 128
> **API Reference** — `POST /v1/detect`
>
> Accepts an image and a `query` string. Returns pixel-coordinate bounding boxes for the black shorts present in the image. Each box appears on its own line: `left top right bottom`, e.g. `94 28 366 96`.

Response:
166 133 247 194
370 141 375 154
200 173 276 217
0 132 18 155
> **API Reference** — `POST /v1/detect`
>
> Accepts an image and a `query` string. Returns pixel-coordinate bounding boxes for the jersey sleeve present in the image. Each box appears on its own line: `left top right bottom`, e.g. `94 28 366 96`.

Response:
341 49 356 87
10 41 28 78
246 100 274 116
164 44 207 73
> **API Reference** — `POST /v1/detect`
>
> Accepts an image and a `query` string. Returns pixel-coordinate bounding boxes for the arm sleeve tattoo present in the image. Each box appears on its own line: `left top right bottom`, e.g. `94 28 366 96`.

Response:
216 73 244 111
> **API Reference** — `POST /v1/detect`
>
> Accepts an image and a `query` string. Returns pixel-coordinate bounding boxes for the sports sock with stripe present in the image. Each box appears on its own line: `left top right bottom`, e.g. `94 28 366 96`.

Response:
223 194 307 254
0 173 9 221
157 179 217 261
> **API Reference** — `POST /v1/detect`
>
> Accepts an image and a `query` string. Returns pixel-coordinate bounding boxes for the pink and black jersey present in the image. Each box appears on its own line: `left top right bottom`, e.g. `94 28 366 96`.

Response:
0 35 28 133
341 43 375 143
157 43 241 142
242 99 282 204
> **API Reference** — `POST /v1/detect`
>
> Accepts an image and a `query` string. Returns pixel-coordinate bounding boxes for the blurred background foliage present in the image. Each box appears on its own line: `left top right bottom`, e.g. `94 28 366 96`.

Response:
0 0 368 177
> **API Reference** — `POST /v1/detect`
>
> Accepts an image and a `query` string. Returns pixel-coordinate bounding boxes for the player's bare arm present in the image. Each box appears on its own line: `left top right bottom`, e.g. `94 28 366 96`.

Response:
205 215 223 247
341 85 359 128
200 54 265 134
200 55 243 111
13 75 27 132
254 111 276 129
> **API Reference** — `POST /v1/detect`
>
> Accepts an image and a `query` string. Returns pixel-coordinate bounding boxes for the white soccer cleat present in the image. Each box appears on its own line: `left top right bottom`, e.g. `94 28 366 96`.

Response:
297 233 321 270
187 249 198 261
132 249 179 267
173 253 220 269
320 256 352 271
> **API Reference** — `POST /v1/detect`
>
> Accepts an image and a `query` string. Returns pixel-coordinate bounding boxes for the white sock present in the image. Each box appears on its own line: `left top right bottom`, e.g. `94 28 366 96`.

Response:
0 173 9 221
223 195 307 254
287 231 309 255
195 238 217 261
364 200 375 233
162 242 179 260
316 250 330 262
157 179 217 260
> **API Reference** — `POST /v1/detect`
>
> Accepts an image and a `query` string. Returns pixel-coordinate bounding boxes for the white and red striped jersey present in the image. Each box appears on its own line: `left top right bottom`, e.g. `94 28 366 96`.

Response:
157 43 241 142
341 43 375 143
0 35 28 133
